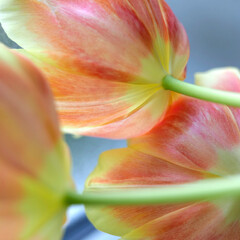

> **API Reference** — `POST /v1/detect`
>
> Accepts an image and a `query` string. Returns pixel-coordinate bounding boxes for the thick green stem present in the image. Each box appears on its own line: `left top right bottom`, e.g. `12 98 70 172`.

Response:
162 75 240 107
65 175 240 206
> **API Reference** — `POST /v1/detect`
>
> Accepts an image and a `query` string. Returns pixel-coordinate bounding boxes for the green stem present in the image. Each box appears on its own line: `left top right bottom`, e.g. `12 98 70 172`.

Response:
162 75 240 107
65 175 240 206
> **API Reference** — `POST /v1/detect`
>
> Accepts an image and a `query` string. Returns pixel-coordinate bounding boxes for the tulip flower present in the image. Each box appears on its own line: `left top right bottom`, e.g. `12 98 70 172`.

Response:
0 44 73 240
84 67 240 239
0 0 190 138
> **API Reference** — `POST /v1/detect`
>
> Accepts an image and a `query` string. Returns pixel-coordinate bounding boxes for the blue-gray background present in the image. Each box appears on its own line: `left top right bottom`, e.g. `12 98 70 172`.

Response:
1 0 240 239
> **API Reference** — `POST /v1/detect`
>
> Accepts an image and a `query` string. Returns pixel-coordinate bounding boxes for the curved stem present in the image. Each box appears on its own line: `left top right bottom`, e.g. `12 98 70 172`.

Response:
65 175 240 206
162 75 240 107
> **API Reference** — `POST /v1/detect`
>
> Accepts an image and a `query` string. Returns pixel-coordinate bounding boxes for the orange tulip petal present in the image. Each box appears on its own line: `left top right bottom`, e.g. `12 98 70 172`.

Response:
85 147 205 235
86 148 204 188
126 0 189 79
0 45 73 239
129 96 240 172
121 202 240 240
0 0 189 78
0 0 189 138
17 48 173 138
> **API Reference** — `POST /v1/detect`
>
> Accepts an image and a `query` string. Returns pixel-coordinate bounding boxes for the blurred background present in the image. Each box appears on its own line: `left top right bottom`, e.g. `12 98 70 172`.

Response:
0 0 240 239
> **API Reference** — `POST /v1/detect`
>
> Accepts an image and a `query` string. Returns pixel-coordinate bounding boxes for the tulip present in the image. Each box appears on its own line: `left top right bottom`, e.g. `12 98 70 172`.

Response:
0 0 189 138
84 67 240 239
0 44 73 240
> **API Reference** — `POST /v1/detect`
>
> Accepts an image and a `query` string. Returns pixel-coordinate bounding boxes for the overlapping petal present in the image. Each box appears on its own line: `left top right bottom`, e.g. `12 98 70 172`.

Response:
85 67 240 239
0 0 189 138
195 67 240 130
195 67 240 92
0 44 73 240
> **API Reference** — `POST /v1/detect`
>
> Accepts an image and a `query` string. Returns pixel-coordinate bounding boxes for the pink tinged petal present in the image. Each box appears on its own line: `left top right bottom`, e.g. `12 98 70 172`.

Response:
0 45 73 239
129 96 240 172
0 0 158 79
193 68 240 175
20 50 172 138
0 0 189 138
162 2 189 79
85 147 205 236
0 0 68 52
85 203 191 237
1 0 190 78
0 161 25 240
120 202 236 240
86 150 240 238
0 50 59 177
195 67 240 128
195 67 240 92
86 148 204 187
125 0 189 79
217 222 240 240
